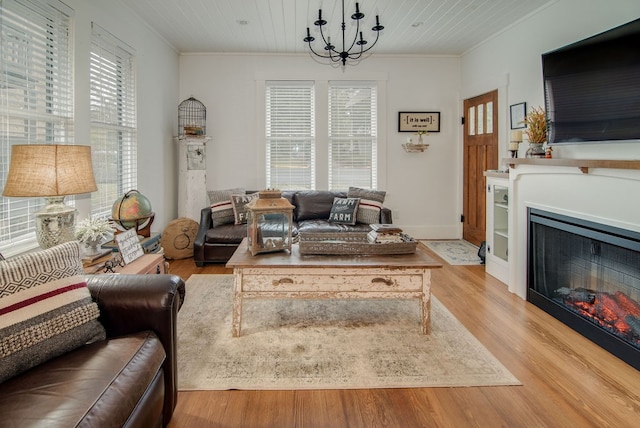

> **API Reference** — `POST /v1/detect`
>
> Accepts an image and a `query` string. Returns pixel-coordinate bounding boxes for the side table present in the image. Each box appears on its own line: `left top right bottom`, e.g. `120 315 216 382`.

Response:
84 253 168 275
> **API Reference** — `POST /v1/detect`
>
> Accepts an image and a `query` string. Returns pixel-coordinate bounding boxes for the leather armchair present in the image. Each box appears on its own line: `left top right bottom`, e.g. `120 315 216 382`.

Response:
0 274 185 427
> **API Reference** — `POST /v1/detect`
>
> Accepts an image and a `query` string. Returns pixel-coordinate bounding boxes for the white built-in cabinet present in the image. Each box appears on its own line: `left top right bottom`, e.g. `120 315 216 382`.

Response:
485 173 509 284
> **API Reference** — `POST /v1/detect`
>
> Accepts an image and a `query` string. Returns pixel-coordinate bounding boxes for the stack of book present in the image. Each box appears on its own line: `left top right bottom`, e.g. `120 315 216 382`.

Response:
367 224 405 244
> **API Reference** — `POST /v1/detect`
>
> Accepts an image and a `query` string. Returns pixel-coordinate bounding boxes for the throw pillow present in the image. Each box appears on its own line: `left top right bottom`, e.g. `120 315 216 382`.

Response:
328 197 360 225
230 192 259 225
208 188 245 227
347 187 387 224
0 241 106 383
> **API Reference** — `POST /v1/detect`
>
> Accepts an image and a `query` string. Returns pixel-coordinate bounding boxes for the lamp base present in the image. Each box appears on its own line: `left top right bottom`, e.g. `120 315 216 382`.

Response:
35 196 77 249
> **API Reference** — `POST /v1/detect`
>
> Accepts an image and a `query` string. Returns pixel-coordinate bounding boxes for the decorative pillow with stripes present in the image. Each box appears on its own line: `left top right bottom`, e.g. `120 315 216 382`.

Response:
0 241 105 383
208 188 245 227
347 187 387 224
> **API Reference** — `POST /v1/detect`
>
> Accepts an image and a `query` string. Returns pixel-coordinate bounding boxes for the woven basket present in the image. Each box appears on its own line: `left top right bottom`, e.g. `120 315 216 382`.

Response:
299 233 417 255
299 232 368 243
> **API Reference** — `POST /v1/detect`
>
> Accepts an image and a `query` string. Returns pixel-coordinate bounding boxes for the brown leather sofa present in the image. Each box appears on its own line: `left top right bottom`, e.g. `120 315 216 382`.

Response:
194 190 392 265
0 273 185 427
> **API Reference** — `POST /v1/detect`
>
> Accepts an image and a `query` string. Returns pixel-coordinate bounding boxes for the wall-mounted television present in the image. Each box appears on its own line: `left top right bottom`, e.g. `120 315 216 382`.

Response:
542 17 640 145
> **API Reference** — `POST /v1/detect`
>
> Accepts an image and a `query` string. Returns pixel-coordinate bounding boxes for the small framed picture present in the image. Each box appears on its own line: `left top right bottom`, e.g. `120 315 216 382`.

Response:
398 111 441 133
115 229 144 264
510 102 527 129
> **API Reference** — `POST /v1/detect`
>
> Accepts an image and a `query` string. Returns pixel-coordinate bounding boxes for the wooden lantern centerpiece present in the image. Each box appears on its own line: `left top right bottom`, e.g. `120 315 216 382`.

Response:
246 190 294 256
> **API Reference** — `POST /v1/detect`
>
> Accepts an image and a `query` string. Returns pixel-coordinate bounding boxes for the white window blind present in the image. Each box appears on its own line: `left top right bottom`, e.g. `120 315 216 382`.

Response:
265 81 315 190
0 0 74 248
328 81 377 190
89 23 137 218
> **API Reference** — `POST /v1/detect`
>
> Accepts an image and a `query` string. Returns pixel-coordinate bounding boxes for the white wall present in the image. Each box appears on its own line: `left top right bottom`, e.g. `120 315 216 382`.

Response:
179 54 462 238
461 0 640 162
68 0 179 234
461 0 640 298
178 0 640 245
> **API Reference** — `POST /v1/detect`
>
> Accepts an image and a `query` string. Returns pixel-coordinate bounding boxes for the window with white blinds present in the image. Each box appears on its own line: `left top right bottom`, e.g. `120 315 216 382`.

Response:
328 81 377 190
89 23 137 218
265 81 315 190
0 0 74 248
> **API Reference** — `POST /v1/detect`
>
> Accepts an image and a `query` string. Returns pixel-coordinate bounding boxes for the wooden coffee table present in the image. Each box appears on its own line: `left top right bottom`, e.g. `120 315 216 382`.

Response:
226 239 441 337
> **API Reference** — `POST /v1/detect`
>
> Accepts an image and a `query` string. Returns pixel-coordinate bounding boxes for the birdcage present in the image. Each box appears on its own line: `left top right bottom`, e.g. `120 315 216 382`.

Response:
178 97 206 136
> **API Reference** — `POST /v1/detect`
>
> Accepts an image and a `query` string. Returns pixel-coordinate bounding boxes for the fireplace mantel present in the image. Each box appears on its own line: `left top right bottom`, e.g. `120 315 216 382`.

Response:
505 158 640 300
504 158 640 174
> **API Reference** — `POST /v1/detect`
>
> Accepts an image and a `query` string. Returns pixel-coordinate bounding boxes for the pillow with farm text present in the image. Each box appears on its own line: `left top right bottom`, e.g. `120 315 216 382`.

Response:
328 197 360 225
0 242 105 383
230 192 259 225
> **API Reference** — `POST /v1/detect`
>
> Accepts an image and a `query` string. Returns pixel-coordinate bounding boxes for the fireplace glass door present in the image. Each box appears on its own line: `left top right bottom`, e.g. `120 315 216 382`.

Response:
528 208 640 369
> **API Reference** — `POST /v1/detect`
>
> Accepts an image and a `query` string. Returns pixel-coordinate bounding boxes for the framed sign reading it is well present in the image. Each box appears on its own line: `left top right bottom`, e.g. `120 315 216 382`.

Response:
398 111 441 133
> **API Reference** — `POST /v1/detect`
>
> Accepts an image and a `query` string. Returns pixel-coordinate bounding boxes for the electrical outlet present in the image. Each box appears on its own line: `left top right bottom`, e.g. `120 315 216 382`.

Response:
393 210 400 220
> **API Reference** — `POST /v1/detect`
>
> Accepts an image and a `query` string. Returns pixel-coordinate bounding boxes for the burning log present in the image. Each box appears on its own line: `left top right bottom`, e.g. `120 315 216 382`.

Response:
595 293 631 335
555 287 596 304
613 291 640 318
624 315 640 338
557 287 640 342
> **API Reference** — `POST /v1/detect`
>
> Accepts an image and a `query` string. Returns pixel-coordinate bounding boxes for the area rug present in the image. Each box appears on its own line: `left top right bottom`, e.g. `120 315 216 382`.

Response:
422 240 482 265
177 275 519 390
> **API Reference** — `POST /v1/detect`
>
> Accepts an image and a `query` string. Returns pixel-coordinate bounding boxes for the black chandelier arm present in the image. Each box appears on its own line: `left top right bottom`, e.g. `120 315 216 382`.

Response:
343 15 363 56
305 39 343 64
316 19 335 52
353 26 381 56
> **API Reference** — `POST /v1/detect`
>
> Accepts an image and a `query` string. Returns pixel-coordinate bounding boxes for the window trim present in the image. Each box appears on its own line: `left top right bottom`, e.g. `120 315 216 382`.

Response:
0 0 75 256
89 22 137 219
328 80 378 190
265 80 316 190
256 72 387 191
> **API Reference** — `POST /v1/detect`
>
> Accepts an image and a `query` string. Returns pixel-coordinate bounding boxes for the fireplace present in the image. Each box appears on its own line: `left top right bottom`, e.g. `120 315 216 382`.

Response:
528 208 640 370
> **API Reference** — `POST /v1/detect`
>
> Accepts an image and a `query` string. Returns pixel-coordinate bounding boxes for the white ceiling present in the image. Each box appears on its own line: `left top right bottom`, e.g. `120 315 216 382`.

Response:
120 0 553 55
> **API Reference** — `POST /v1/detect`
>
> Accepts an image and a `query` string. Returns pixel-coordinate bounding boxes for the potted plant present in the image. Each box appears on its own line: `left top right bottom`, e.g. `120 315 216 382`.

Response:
75 216 115 254
523 106 547 158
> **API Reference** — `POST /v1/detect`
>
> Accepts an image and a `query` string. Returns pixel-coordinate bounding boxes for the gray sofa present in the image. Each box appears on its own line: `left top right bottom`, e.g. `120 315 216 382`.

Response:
194 190 392 265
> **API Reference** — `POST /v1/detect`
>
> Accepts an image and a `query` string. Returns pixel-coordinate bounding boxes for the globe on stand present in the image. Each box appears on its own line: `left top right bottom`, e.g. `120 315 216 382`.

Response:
111 190 155 237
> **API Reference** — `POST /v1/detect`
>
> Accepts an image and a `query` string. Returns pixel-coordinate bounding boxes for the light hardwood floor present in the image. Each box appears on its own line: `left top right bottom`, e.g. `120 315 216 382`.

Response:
167 245 640 427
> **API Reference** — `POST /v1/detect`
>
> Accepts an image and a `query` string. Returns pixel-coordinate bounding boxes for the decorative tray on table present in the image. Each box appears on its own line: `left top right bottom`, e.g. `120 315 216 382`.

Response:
298 232 418 256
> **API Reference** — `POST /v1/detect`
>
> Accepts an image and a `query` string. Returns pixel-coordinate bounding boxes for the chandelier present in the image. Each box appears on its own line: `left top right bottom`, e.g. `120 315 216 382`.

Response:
303 0 384 67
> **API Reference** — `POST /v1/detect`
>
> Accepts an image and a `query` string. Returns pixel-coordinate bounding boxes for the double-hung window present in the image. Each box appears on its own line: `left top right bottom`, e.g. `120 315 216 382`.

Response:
265 81 315 190
0 0 74 250
89 23 137 218
264 80 378 191
328 81 377 190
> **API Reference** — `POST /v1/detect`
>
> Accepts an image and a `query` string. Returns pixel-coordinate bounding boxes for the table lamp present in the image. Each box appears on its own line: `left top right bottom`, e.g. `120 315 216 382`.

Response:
2 144 97 248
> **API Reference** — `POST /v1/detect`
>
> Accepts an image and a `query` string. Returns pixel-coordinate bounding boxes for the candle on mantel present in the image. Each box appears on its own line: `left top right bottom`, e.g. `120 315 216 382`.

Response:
510 130 523 142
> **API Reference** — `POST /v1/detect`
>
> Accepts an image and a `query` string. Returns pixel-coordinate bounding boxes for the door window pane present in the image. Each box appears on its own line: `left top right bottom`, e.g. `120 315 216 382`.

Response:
468 107 475 136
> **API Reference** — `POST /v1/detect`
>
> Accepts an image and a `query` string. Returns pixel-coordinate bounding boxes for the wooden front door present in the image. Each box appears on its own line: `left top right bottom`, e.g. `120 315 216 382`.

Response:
463 90 498 247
